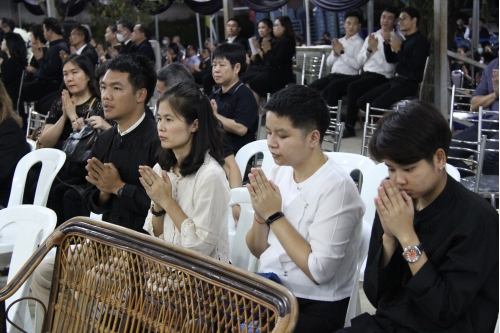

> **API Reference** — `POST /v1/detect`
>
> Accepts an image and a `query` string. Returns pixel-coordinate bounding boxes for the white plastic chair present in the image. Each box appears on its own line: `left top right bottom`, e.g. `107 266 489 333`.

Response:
228 188 259 272
0 205 57 333
344 219 372 327
360 163 461 226
7 148 66 207
234 140 274 179
325 152 376 192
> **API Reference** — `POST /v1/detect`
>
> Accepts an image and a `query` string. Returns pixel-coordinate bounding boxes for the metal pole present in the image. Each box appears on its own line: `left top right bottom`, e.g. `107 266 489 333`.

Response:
305 0 311 45
282 4 287 16
46 0 56 17
223 0 233 40
433 0 448 115
18 3 22 29
471 0 480 84
155 15 159 41
196 13 202 53
367 0 374 34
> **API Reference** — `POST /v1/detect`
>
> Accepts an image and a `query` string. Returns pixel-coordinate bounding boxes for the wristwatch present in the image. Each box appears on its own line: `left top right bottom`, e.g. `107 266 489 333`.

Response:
151 205 166 217
265 212 284 227
116 186 125 198
402 243 423 263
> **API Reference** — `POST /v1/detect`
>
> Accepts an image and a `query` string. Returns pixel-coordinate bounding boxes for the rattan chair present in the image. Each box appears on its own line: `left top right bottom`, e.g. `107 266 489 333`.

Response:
0 218 298 333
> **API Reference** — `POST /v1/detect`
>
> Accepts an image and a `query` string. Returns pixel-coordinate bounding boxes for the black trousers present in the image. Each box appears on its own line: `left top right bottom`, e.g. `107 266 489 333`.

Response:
294 297 349 333
309 73 359 106
345 73 389 129
356 77 418 111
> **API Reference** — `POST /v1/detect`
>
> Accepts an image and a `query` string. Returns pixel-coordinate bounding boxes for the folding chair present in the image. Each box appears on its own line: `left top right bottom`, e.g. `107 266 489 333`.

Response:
323 101 345 152
301 53 325 85
361 103 394 156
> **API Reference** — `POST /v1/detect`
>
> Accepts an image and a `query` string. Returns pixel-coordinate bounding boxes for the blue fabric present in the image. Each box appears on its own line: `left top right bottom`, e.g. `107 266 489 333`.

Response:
255 272 282 285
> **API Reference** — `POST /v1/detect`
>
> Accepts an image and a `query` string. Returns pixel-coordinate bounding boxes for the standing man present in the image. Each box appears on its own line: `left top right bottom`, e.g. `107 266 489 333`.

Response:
356 7 430 111
131 22 156 64
21 17 69 103
182 45 201 73
116 20 136 55
308 11 363 107
342 7 399 138
209 43 258 155
336 100 498 333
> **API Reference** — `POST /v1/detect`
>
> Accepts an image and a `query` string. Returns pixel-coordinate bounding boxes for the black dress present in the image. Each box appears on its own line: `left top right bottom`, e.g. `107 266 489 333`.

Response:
241 37 296 96
0 56 26 108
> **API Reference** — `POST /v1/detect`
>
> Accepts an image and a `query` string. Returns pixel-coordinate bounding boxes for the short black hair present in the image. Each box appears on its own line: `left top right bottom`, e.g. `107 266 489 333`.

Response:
157 63 194 87
369 100 452 165
227 18 241 27
264 85 330 143
382 6 399 19
187 44 198 53
29 24 47 44
117 19 134 33
43 17 63 36
108 24 118 33
213 43 245 69
105 54 157 104
156 82 225 176
135 22 152 40
345 11 362 23
1 18 15 32
400 7 420 26
73 24 91 44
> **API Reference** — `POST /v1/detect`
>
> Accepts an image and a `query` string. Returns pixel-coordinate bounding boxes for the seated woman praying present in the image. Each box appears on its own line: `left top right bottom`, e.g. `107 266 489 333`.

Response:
140 82 230 262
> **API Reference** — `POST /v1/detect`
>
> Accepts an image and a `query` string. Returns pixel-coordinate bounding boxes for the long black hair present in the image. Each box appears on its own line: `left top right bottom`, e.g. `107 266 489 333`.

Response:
4 32 27 66
63 54 101 98
257 18 274 42
155 82 225 176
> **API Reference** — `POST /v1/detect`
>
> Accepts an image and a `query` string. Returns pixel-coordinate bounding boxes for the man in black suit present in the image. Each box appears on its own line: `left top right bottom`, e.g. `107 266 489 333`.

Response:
131 22 156 64
117 20 136 55
67 24 99 66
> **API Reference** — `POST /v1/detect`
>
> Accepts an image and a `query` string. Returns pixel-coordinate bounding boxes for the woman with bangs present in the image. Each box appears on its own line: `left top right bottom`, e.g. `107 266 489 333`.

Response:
140 82 230 262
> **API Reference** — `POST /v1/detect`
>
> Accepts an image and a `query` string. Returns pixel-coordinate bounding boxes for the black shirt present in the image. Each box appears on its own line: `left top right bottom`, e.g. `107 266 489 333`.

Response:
35 39 69 82
209 81 258 155
355 175 499 333
384 30 430 83
0 56 25 106
83 115 160 233
134 39 156 64
79 44 99 67
119 40 136 55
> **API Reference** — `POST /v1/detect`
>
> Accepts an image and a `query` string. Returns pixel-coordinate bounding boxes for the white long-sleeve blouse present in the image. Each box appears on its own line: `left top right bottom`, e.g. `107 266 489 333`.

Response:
144 154 231 262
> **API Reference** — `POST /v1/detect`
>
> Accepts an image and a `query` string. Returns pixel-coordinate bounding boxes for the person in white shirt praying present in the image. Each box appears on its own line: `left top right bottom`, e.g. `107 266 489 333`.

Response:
245 85 365 333
140 82 230 262
308 11 363 107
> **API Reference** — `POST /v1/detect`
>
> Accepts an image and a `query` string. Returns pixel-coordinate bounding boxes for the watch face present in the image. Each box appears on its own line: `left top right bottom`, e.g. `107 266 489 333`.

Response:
403 246 422 263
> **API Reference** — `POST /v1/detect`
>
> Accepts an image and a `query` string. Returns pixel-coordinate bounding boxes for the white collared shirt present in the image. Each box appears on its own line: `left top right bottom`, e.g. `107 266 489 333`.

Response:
327 34 364 75
258 156 365 301
118 112 146 136
75 44 87 55
357 29 396 78
227 36 236 43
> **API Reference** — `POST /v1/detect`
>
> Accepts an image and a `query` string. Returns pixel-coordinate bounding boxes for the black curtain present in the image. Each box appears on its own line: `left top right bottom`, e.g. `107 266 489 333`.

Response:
184 0 222 15
239 0 289 12
17 0 45 16
132 0 174 15
66 0 87 17
309 0 369 12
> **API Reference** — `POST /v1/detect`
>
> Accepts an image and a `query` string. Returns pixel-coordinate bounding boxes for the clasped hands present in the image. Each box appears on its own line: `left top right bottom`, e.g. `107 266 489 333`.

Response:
85 157 125 195
246 168 282 223
138 166 173 210
331 38 344 56
375 179 415 242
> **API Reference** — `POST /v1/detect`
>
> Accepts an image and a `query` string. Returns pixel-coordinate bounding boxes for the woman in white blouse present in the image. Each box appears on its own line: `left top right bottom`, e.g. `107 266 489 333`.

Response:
140 82 230 262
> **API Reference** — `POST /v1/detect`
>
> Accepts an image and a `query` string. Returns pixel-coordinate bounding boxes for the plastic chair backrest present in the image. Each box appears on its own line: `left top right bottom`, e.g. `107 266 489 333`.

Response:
344 219 372 327
228 188 259 272
325 152 376 191
149 40 162 71
361 163 461 225
0 205 57 332
8 148 66 207
235 140 274 180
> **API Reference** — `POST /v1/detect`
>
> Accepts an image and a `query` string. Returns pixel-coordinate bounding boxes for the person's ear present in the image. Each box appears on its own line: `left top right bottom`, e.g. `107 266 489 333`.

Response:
136 88 147 103
435 148 446 170
234 63 241 74
309 129 321 148
191 119 199 132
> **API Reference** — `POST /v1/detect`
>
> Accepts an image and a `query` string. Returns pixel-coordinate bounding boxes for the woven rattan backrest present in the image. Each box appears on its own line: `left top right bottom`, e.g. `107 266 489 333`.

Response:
0 218 298 333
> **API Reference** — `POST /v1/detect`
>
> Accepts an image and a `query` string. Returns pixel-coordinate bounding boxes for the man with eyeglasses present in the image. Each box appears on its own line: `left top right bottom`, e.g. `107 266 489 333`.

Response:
356 7 430 112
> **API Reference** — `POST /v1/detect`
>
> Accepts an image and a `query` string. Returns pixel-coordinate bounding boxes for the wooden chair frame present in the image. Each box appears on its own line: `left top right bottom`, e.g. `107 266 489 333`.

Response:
0 218 298 333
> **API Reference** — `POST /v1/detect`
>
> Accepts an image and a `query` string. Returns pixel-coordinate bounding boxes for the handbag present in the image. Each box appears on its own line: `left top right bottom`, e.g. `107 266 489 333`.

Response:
62 98 99 164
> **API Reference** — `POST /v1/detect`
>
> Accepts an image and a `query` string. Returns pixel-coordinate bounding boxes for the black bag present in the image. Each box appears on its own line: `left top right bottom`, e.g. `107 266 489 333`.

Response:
62 98 99 164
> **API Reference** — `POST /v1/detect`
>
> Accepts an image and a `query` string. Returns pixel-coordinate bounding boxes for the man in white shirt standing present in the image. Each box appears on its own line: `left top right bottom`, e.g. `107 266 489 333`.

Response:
308 11 363 107
342 6 399 138
245 85 364 333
